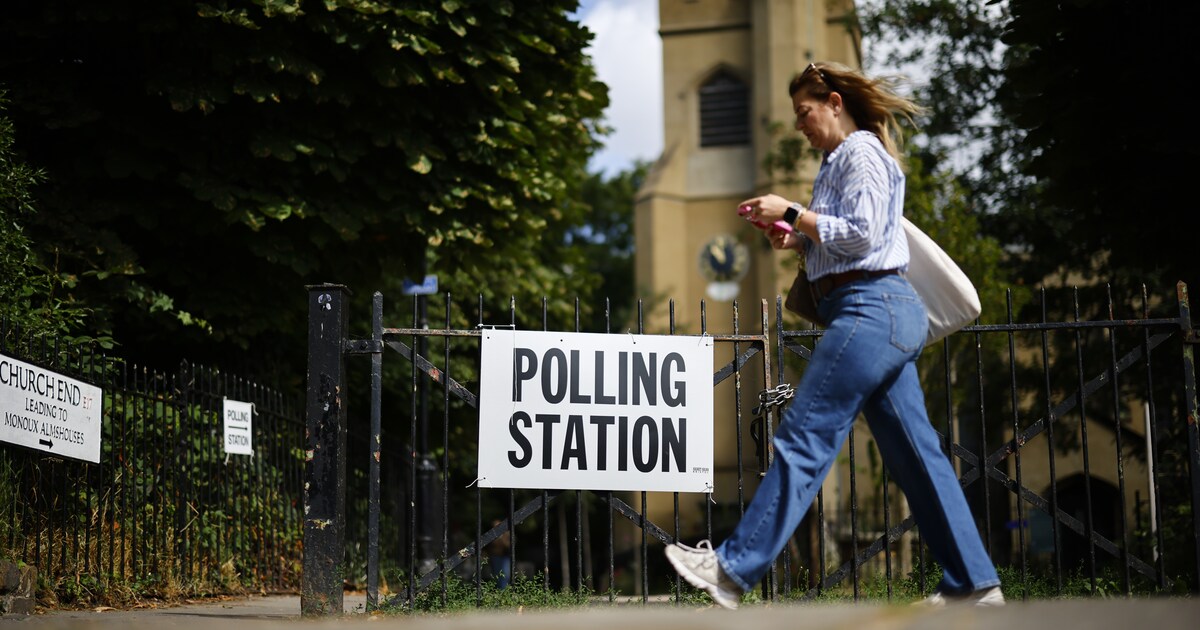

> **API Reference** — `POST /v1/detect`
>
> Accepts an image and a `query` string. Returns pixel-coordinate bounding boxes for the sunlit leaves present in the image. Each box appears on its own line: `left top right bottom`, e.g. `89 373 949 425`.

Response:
487 51 521 73
516 33 555 55
503 121 535 146
0 0 609 375
408 154 433 174
196 3 261 29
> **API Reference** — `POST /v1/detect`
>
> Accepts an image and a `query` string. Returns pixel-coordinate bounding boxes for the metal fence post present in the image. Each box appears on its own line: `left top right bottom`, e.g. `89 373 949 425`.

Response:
1178 281 1200 592
302 284 351 616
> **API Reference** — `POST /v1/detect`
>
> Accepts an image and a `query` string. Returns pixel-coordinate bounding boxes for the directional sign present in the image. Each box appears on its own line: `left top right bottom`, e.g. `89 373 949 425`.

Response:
222 398 254 456
0 353 103 463
402 274 439 296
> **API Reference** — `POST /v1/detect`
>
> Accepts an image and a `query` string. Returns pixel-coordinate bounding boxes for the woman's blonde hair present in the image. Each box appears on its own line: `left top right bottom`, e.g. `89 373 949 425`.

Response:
788 61 923 164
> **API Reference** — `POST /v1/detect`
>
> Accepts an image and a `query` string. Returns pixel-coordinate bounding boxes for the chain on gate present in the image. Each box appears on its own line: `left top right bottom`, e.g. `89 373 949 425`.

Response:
749 382 794 477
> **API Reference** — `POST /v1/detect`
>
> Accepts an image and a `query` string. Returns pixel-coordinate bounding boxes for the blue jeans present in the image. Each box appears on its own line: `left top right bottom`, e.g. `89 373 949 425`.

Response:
715 274 999 595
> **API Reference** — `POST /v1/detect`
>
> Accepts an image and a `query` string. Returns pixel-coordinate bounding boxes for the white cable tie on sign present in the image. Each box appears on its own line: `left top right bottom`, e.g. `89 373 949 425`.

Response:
465 476 484 488
475 323 516 329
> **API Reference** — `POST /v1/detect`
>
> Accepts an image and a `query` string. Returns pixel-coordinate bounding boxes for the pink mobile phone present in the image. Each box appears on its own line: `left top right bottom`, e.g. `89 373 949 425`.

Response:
739 205 794 233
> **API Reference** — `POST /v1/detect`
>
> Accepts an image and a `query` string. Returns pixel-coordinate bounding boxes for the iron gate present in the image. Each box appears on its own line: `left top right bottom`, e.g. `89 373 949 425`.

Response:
300 281 1200 615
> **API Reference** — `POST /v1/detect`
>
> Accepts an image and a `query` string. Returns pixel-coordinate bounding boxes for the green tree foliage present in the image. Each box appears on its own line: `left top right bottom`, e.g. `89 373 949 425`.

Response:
0 92 97 342
857 0 1198 589
857 1 1017 207
0 0 608 380
997 0 1200 295
857 0 1198 303
571 160 647 333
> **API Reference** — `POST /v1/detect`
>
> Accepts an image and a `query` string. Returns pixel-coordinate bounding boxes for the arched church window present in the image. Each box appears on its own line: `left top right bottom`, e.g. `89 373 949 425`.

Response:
699 71 749 147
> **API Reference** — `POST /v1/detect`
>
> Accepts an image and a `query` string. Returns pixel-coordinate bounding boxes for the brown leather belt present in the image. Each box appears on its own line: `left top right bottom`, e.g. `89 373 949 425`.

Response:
810 268 902 303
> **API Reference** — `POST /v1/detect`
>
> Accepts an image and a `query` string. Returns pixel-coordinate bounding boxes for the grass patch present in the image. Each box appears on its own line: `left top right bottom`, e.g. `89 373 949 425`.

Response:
372 571 601 615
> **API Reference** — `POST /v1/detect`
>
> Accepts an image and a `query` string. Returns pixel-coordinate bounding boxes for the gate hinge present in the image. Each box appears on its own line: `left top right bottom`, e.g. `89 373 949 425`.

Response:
344 338 383 355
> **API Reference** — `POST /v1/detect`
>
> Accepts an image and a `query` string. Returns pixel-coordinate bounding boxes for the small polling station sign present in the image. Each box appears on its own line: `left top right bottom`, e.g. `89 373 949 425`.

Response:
0 353 103 463
477 329 714 493
222 398 254 456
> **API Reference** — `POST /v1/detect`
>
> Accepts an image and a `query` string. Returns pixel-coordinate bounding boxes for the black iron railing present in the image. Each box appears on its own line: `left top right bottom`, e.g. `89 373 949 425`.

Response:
0 320 305 598
302 281 1199 616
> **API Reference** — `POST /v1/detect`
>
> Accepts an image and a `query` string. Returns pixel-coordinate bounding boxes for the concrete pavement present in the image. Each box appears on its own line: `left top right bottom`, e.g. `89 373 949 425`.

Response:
3 592 1198 629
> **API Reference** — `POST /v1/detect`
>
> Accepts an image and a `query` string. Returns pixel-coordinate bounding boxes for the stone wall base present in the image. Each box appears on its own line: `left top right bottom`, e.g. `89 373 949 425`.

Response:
0 560 36 615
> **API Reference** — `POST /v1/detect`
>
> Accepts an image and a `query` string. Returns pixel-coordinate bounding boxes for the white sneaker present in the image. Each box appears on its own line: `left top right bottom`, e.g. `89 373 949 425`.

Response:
664 540 742 610
916 585 1006 608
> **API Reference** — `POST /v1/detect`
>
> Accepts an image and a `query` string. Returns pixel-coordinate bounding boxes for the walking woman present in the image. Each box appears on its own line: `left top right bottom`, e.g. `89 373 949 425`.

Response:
664 61 1004 610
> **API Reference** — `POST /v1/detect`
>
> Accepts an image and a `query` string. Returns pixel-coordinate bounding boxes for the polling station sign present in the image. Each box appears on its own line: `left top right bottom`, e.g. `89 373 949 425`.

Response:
477 330 714 493
222 398 254 456
0 353 103 463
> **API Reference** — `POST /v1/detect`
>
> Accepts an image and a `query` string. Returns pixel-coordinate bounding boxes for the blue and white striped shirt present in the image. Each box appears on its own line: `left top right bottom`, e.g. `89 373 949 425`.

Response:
802 130 909 280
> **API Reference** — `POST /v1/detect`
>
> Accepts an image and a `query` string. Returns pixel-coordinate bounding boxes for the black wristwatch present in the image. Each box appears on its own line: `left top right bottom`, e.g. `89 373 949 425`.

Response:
783 202 806 228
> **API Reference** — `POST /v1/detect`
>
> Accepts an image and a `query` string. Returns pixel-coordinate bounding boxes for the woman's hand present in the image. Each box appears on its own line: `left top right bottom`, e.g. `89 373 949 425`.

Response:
740 193 810 248
769 227 804 251
738 193 797 225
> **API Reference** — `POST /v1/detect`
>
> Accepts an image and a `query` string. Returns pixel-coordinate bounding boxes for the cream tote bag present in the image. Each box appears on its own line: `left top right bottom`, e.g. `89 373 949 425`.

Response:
901 216 981 345
784 217 981 345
